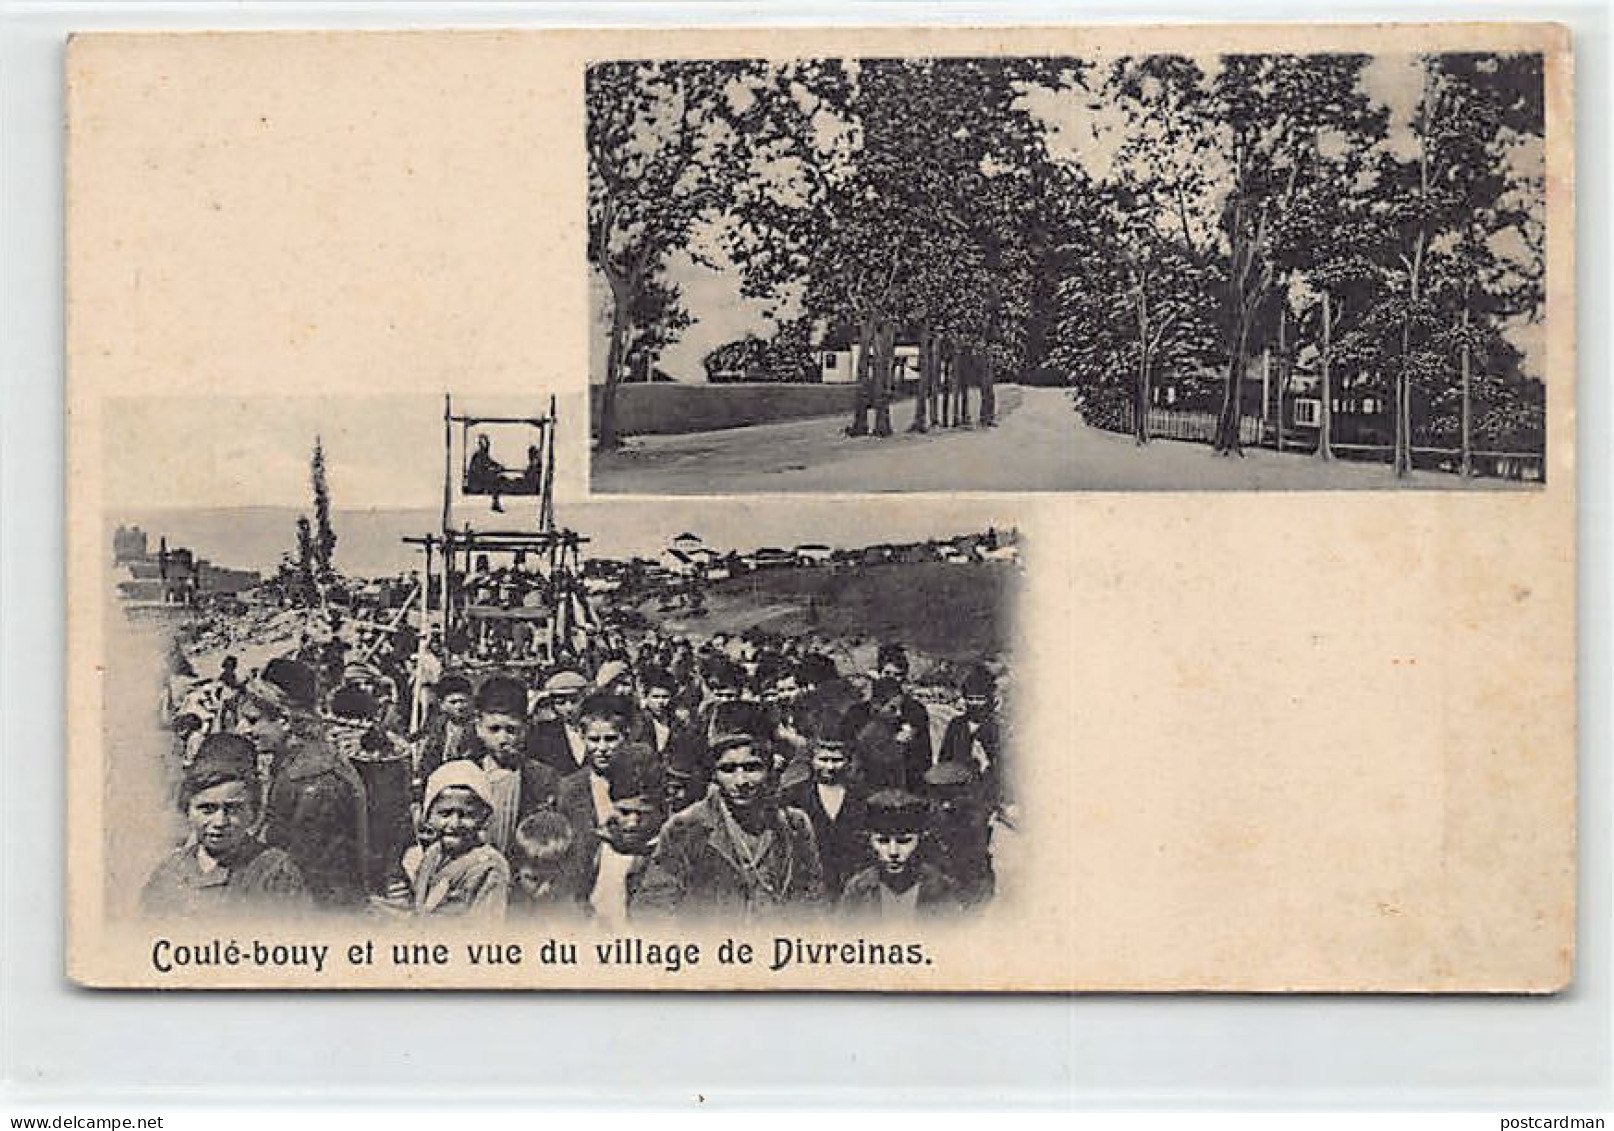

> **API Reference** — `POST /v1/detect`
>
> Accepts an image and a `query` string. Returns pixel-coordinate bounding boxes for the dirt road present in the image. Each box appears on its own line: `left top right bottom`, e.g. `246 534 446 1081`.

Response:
592 385 1522 494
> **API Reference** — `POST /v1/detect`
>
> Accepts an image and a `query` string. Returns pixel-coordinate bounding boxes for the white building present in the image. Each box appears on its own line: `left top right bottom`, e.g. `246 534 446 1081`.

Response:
819 343 921 385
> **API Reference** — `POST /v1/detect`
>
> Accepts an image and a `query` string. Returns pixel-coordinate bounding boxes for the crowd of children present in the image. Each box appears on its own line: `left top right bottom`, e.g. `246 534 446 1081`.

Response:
143 631 1013 925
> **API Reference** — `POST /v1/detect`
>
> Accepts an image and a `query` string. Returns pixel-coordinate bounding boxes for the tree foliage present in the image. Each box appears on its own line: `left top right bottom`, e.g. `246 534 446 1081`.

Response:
585 51 1547 468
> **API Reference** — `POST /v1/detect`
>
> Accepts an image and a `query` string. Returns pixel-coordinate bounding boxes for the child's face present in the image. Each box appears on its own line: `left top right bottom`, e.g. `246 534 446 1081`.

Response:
608 796 661 852
235 699 291 753
427 786 489 856
550 689 582 723
811 744 850 785
713 744 770 812
582 716 626 776
773 675 801 702
187 780 256 862
871 830 922 875
441 692 473 723
515 860 562 900
664 772 696 812
643 686 672 718
874 694 904 723
476 711 527 763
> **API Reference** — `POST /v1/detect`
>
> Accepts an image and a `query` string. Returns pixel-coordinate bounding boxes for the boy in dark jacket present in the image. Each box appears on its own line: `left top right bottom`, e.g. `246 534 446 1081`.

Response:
633 721 825 919
240 657 369 911
839 789 964 918
779 714 869 897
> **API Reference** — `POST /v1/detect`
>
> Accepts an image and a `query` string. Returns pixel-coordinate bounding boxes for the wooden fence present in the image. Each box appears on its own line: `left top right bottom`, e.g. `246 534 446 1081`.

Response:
1113 403 1544 483
1127 406 1265 447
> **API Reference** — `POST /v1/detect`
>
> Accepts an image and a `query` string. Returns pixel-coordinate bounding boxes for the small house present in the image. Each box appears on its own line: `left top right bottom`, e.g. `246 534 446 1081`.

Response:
752 547 796 571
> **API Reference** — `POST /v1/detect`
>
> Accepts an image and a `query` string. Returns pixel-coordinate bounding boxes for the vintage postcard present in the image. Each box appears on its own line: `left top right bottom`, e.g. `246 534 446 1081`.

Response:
65 24 1574 990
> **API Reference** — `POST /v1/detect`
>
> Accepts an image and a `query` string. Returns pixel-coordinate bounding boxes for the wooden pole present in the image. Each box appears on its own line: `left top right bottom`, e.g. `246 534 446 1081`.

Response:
542 393 558 535
440 532 453 660
358 582 419 663
442 394 453 535
410 537 432 733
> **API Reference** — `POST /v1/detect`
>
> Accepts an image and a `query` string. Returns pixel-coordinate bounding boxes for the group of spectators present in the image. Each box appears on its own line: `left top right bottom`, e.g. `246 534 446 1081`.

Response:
143 630 1012 925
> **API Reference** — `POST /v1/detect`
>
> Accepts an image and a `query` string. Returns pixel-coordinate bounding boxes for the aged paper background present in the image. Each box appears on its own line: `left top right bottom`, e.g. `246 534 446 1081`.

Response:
64 23 1575 990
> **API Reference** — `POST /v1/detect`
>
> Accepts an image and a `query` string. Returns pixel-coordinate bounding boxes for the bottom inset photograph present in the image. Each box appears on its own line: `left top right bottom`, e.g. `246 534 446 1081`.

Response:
94 393 1027 964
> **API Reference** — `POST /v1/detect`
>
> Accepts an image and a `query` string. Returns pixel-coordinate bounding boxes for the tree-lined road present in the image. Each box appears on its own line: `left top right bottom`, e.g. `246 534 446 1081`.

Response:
592 386 1523 494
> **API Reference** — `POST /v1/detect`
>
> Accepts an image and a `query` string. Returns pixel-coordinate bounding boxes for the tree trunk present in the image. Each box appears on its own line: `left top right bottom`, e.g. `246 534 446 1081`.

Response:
1274 305 1287 453
1214 316 1250 456
598 272 634 452
1317 292 1334 461
1394 259 1416 478
1134 283 1151 446
1394 173 1429 477
958 346 974 427
978 345 997 427
872 318 896 437
1459 290 1472 478
911 325 932 433
847 318 875 436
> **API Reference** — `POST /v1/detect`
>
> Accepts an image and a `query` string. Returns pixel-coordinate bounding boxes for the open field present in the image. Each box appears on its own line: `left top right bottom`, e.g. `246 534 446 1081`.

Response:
633 559 1018 674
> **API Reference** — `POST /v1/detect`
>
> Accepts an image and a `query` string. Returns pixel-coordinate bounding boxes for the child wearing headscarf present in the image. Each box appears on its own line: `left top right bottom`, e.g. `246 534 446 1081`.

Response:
379 761 509 920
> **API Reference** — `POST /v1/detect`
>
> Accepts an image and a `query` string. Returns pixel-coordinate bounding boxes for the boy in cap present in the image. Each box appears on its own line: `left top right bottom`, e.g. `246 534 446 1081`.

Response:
661 729 707 816
527 669 589 775
142 734 310 918
468 674 559 855
636 664 682 756
633 712 825 919
873 644 934 770
854 676 931 791
412 671 476 788
328 681 414 897
839 789 964 918
938 664 1004 805
239 657 370 911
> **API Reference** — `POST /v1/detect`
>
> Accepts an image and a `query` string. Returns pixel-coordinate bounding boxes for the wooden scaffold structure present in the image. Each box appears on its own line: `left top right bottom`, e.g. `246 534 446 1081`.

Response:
402 394 594 728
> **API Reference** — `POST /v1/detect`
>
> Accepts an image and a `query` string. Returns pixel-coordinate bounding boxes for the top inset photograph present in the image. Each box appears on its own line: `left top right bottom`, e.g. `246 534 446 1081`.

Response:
588 51 1553 495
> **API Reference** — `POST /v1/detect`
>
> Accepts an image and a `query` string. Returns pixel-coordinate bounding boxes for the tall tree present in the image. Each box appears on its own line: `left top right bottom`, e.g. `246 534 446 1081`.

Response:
1364 52 1543 476
1209 54 1381 456
719 57 1071 437
587 60 762 450
310 436 336 581
294 514 317 604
